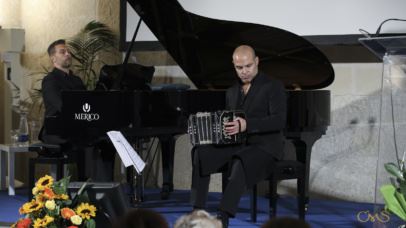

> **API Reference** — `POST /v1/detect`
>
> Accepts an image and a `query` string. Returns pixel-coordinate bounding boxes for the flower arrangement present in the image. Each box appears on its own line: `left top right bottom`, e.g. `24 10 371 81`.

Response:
12 175 97 228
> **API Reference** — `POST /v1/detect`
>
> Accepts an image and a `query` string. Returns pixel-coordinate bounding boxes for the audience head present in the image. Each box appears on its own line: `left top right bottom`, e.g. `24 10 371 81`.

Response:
261 217 311 228
112 208 169 228
174 209 222 228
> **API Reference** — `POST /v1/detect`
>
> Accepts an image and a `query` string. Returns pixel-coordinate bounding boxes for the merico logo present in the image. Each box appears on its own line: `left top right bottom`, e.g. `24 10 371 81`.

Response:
83 103 91 112
74 103 100 121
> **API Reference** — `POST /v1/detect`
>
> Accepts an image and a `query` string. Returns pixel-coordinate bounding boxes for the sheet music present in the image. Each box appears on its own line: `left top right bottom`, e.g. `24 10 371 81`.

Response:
107 131 145 174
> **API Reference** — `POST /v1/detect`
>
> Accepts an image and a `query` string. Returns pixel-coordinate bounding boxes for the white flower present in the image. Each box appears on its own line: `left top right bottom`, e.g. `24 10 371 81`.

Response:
71 215 83 225
45 200 56 210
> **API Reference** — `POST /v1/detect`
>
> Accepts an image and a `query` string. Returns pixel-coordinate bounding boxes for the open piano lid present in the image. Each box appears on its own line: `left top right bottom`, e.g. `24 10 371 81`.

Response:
128 0 334 90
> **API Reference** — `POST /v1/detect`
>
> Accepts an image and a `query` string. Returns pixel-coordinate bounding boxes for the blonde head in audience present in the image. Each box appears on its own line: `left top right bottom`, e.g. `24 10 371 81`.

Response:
174 210 222 228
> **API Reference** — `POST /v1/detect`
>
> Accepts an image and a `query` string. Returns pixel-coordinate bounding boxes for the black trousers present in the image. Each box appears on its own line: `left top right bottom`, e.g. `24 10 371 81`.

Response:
190 146 245 216
190 145 275 216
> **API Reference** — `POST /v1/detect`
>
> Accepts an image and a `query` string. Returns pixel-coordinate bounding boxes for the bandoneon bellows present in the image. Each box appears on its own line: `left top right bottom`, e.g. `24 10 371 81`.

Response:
187 110 245 146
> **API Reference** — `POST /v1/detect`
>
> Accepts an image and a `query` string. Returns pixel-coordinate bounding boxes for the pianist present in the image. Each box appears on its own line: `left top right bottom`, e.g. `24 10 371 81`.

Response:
190 45 287 228
40 40 115 181
40 39 87 180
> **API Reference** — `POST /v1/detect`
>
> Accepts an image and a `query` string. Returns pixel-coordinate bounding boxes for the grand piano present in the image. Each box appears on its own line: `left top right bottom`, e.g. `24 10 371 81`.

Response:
61 0 334 203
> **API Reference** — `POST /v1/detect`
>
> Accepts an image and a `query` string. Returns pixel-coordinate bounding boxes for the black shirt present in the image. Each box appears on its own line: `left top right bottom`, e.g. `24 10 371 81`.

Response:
236 73 259 110
42 68 86 117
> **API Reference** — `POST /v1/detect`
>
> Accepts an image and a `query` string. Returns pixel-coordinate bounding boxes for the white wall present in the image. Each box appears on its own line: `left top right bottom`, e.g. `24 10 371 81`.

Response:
126 0 406 41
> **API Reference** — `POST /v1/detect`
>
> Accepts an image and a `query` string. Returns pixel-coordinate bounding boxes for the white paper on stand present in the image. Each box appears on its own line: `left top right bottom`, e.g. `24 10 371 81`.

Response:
107 131 145 174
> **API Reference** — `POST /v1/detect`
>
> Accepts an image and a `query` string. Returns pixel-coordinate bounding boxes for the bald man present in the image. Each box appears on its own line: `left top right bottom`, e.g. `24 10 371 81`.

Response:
190 45 287 227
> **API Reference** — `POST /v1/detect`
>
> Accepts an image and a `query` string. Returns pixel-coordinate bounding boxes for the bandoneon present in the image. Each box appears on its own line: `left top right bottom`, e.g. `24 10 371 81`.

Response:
188 110 245 146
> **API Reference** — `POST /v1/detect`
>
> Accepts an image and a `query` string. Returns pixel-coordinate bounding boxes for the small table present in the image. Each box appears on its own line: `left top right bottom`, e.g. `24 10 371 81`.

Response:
0 144 33 195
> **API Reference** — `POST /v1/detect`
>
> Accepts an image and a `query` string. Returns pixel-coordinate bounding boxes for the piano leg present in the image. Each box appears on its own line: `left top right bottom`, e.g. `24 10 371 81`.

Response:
159 135 175 200
291 132 321 213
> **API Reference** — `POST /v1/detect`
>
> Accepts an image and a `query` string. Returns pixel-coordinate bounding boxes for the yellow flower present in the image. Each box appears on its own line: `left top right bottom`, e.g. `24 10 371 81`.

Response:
32 215 54 228
75 203 97 220
32 187 39 196
35 175 53 191
70 215 82 225
55 193 69 200
45 200 56 210
19 200 43 214
35 194 46 203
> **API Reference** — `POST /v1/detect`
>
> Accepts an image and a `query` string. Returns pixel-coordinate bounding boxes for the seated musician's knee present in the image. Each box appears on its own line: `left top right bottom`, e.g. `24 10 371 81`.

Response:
191 146 205 167
227 159 244 182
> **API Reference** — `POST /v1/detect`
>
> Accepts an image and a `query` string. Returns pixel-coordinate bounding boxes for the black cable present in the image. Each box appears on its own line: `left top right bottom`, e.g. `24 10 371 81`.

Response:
375 18 406 37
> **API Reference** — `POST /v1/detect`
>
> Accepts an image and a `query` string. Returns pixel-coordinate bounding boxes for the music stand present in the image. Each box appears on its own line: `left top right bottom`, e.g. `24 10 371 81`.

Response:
360 36 406 222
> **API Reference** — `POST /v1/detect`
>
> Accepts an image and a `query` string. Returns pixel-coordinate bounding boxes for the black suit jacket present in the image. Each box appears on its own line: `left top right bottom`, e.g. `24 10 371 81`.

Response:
41 68 86 143
42 68 86 117
226 72 286 160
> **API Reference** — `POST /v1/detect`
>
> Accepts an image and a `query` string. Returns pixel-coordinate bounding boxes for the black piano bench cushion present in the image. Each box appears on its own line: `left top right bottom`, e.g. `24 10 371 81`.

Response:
29 143 63 158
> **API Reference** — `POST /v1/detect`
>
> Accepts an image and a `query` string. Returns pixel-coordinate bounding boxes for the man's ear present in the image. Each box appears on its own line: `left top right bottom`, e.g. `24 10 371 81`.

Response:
50 55 55 64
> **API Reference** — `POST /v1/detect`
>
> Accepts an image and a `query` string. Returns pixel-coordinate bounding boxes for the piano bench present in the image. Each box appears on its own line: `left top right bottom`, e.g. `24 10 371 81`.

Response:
28 143 74 201
250 160 307 222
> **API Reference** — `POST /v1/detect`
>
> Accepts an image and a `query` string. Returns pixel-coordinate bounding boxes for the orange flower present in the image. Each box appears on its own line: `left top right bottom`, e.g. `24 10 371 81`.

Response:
43 187 55 199
15 218 31 228
61 208 76 219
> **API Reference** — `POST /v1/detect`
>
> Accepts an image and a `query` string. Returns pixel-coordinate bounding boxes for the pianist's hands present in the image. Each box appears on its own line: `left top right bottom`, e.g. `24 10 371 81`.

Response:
224 117 247 135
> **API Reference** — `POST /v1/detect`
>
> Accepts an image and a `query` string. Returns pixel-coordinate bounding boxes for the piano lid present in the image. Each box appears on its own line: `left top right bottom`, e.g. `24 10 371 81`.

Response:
127 0 334 90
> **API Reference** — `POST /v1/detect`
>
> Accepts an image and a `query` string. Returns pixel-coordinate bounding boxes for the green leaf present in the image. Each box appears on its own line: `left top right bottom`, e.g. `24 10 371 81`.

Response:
400 181 406 196
385 163 404 180
52 176 70 195
85 218 96 228
380 184 406 221
67 20 117 90
395 190 406 214
46 208 58 217
62 199 72 206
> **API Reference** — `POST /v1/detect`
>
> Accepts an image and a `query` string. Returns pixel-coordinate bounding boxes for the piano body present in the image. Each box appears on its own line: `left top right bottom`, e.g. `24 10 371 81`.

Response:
61 0 334 203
